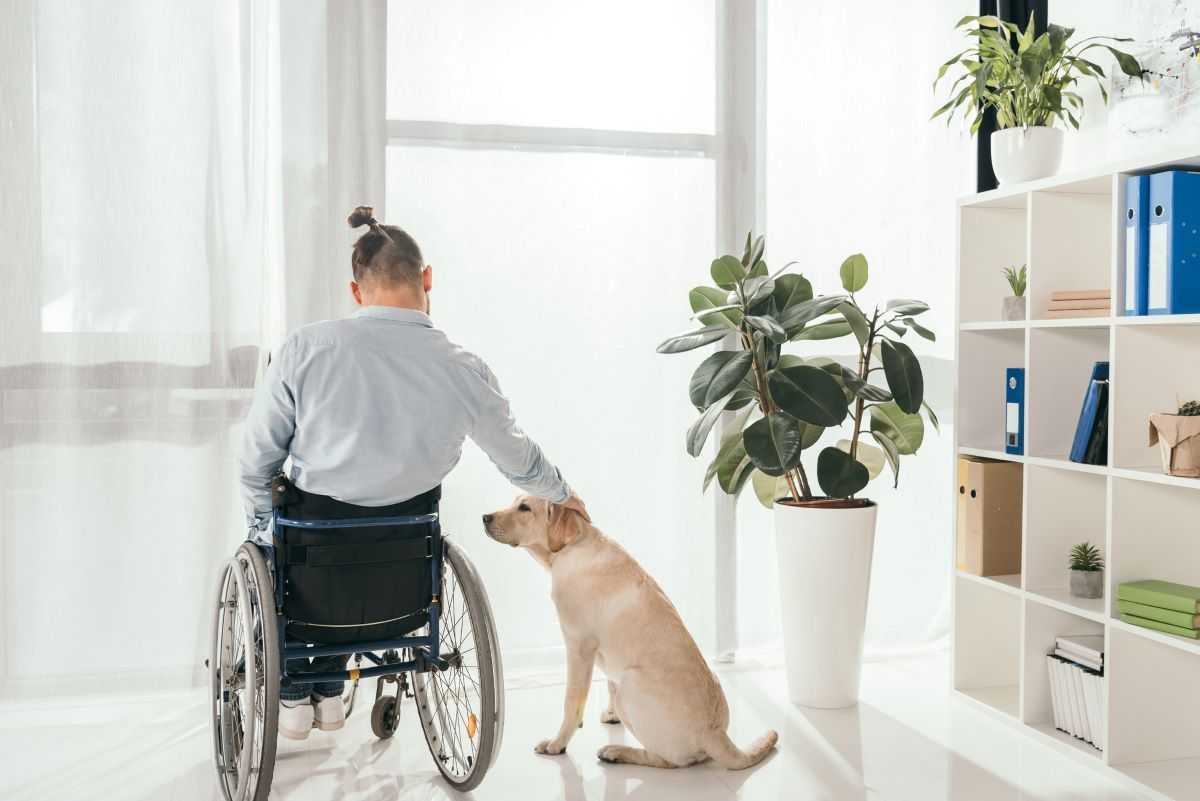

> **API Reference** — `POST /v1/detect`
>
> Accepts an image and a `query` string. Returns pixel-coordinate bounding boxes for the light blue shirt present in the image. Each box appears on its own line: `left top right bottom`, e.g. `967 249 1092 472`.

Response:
239 306 571 533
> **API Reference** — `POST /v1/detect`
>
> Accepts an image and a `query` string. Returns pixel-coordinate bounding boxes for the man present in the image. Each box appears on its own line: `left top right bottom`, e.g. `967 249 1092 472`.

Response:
239 206 586 740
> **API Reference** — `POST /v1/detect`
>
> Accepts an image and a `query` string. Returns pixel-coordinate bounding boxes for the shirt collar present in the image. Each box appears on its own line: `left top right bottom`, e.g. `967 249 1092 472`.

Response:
352 306 434 327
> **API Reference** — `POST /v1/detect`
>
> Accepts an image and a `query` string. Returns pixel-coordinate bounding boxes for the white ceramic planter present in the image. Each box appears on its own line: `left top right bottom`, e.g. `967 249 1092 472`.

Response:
990 126 1063 185
773 500 878 708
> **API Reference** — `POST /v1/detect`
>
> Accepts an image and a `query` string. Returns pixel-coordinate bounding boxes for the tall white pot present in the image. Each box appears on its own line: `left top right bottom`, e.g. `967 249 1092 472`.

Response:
774 501 878 708
990 126 1063 185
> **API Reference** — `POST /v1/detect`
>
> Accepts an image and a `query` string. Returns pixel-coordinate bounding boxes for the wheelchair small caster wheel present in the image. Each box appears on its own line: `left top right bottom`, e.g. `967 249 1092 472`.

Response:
371 695 400 739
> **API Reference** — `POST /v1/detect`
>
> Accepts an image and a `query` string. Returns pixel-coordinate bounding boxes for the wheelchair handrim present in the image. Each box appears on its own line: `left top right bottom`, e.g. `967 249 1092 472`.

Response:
210 546 278 801
412 539 503 789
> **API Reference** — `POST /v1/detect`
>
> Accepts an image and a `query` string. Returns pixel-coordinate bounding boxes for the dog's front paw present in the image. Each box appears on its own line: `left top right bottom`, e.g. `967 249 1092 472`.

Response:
535 739 567 756
600 710 621 725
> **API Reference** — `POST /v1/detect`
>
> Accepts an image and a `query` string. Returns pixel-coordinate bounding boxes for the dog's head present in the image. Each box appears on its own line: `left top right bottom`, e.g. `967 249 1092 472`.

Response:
482 496 586 556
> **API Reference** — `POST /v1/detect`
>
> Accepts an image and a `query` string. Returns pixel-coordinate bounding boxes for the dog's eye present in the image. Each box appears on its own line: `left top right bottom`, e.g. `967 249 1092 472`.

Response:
518 503 530 512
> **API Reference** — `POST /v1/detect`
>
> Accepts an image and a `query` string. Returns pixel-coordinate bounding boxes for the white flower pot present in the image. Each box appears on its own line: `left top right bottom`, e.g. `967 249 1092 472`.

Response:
773 499 878 708
990 126 1063 185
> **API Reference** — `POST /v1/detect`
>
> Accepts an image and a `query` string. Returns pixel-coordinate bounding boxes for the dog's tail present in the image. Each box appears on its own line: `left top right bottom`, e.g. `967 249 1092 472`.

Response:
703 728 778 770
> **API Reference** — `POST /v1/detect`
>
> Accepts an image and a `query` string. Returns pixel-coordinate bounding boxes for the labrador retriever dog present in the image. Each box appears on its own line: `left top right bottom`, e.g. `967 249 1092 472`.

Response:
482 496 778 769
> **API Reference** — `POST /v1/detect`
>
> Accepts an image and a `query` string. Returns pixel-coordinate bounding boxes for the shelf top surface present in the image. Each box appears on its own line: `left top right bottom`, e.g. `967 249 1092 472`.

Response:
959 143 1200 209
960 315 1200 332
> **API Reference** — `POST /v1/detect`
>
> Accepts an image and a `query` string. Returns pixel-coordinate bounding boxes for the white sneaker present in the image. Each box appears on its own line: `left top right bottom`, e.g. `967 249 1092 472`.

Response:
314 695 345 731
278 700 314 740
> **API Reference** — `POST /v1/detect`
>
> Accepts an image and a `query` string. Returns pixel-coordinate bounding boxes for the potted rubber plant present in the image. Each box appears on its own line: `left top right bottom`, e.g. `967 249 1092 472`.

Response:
1002 264 1027 321
1069 542 1104 599
657 234 937 708
932 13 1144 184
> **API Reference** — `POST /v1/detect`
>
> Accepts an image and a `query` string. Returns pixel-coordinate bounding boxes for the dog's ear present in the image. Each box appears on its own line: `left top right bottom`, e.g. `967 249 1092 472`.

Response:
546 503 584 553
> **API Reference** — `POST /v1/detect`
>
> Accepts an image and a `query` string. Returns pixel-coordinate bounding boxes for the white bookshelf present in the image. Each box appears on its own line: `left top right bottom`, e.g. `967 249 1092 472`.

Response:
952 148 1200 801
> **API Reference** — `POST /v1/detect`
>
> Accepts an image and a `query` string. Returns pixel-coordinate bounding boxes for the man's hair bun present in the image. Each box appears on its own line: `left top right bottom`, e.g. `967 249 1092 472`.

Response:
347 206 377 229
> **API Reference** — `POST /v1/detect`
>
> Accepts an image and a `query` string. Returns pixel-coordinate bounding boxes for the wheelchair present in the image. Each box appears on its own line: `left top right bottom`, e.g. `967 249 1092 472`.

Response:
208 478 504 800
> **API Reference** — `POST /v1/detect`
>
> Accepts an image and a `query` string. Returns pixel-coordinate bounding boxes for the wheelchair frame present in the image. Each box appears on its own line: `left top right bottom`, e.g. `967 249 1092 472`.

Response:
270 508 449 687
212 493 504 801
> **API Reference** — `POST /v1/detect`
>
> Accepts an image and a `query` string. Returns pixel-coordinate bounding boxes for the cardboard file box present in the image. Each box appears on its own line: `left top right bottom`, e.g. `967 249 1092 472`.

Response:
956 456 1023 577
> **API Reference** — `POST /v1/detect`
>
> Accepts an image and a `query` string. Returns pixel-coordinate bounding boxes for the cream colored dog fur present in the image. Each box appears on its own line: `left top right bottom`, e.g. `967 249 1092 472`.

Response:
482 496 778 769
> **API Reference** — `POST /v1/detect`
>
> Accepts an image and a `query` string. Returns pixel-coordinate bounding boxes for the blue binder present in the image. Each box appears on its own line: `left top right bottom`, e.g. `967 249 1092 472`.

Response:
1005 368 1024 456
1070 362 1109 463
1147 171 1200 315
1123 175 1150 316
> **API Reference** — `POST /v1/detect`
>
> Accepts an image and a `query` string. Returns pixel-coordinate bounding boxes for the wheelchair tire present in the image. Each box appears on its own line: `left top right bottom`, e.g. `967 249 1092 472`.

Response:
412 538 505 791
211 543 279 801
370 695 399 739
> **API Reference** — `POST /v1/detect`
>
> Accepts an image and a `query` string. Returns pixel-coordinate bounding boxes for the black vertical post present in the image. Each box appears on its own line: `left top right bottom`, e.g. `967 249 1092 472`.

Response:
977 0 1049 192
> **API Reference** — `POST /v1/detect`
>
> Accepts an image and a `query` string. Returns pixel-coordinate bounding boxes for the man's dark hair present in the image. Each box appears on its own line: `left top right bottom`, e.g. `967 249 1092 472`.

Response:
347 205 424 287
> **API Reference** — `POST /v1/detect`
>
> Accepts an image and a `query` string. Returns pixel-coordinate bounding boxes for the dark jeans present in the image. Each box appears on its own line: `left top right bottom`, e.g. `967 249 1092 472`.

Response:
280 654 349 702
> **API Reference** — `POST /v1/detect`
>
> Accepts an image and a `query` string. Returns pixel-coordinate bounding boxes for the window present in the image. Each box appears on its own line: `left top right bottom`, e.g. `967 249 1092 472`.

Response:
385 1 726 653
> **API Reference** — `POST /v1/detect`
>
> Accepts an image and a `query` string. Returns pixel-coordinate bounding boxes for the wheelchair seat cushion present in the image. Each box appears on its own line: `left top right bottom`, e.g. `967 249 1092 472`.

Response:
275 483 440 645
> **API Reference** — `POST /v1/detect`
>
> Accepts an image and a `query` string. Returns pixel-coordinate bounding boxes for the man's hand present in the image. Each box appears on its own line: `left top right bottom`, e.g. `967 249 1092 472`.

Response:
562 492 591 523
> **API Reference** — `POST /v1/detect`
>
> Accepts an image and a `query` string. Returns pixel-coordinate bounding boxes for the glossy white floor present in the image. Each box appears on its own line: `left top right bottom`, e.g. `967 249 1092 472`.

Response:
1 651 1148 801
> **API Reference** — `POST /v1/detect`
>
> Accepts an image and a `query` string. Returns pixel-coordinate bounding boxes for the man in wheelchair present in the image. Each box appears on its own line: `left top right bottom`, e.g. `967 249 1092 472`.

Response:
238 206 587 741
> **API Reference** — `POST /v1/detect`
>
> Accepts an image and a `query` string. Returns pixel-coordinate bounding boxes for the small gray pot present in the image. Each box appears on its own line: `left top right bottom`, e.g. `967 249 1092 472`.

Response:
1070 569 1104 599
1001 295 1027 321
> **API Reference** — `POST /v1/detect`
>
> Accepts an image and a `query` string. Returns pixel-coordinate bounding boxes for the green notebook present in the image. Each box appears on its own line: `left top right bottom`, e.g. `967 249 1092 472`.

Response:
1117 580 1200 614
1120 613 1200 639
1117 600 1200 629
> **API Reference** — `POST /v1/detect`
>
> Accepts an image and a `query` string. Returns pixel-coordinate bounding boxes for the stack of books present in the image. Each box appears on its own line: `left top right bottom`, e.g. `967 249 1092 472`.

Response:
1046 634 1104 751
1117 580 1200 639
1046 289 1111 318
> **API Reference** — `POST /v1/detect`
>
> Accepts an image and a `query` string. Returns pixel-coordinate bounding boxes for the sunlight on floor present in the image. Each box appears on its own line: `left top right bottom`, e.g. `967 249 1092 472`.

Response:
0 652 1148 801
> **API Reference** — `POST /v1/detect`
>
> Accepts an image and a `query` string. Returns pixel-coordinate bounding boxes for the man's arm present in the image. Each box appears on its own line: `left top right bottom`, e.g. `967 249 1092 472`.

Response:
460 356 574 504
238 341 298 535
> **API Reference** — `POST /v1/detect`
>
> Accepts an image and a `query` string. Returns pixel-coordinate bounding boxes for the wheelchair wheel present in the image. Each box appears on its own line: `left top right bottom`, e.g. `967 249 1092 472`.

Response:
412 538 504 791
211 543 279 801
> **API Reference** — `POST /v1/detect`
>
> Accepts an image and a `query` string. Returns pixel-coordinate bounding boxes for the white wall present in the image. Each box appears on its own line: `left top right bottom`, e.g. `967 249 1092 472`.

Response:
734 0 976 654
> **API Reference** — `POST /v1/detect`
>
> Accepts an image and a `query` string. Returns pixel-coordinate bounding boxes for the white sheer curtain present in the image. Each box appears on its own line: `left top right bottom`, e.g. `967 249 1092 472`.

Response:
0 0 383 697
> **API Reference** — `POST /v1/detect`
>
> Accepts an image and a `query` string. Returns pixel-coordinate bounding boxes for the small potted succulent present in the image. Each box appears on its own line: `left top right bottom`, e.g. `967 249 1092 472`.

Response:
1149 400 1200 478
1001 264 1027 321
933 13 1144 184
1069 542 1104 599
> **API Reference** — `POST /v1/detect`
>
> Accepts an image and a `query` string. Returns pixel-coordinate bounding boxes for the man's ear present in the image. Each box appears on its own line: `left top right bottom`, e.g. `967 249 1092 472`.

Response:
350 281 363 306
422 265 433 293
546 504 583 553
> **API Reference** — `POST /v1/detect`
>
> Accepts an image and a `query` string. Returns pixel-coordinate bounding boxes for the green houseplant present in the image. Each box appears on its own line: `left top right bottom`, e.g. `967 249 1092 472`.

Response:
1069 542 1104 599
657 234 936 707
657 234 937 508
1001 264 1027 321
932 13 1144 184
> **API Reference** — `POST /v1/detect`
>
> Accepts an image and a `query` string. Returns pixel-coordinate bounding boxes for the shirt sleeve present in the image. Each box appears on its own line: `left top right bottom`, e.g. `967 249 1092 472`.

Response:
459 356 571 503
239 339 298 532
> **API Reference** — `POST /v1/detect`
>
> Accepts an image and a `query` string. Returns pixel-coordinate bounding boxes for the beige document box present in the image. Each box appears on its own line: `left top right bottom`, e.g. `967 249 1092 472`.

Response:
956 456 1023 577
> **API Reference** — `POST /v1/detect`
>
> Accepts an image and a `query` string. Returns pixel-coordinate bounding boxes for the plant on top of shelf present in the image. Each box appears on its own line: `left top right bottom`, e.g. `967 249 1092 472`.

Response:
932 12 1145 184
1177 400 1200 416
656 233 938 507
1001 264 1028 321
1069 541 1104 599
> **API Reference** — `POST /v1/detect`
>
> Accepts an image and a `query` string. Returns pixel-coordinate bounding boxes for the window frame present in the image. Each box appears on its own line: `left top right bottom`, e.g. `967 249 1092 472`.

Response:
381 0 766 659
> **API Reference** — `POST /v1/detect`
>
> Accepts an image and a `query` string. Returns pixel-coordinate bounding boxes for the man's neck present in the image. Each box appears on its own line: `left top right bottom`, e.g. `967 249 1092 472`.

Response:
361 293 427 313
